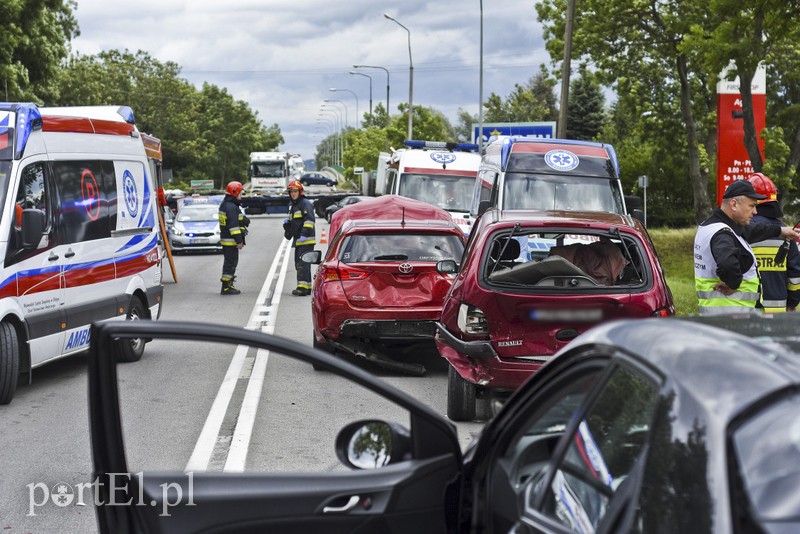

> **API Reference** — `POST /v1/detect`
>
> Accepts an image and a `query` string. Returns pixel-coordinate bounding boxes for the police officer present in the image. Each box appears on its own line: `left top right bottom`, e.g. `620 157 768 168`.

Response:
747 173 800 312
694 179 798 315
218 181 249 295
283 180 316 296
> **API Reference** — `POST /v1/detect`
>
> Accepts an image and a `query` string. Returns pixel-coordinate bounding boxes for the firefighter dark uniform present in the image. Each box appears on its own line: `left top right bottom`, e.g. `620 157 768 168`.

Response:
218 182 249 295
747 172 800 312
283 181 315 296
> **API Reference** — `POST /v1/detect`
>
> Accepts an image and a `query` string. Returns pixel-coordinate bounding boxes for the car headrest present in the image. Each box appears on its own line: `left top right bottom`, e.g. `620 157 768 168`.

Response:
491 238 521 261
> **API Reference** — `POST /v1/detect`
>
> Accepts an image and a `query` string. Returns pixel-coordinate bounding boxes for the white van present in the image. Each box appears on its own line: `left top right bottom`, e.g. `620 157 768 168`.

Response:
0 103 164 404
470 136 630 218
383 140 481 234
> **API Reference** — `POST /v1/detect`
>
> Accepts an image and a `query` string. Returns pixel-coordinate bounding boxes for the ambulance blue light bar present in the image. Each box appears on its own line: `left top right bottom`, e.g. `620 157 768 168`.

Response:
404 140 479 152
116 106 136 124
0 102 42 160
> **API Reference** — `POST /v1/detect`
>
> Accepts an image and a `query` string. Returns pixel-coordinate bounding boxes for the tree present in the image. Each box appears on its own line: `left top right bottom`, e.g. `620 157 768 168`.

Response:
483 76 553 123
530 65 559 122
362 102 388 129
386 104 455 148
454 108 477 143
565 70 606 141
686 0 800 174
0 0 78 102
536 0 716 223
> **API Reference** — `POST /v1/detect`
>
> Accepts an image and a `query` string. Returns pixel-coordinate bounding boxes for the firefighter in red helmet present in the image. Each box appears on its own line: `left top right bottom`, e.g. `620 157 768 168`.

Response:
283 180 316 296
218 181 250 295
747 173 800 312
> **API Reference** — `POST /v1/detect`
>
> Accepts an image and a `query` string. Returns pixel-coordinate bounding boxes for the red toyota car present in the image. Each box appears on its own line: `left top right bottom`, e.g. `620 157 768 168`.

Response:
304 195 466 374
435 209 674 420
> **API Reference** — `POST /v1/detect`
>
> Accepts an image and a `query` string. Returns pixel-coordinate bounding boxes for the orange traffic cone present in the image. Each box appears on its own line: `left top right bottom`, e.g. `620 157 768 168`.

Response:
319 227 328 245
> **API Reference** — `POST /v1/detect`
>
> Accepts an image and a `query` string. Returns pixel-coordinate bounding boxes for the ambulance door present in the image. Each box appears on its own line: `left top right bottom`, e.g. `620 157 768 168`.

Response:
6 160 65 366
53 159 117 355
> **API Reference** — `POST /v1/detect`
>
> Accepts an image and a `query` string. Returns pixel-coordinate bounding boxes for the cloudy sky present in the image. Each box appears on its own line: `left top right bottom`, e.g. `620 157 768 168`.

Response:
70 0 552 159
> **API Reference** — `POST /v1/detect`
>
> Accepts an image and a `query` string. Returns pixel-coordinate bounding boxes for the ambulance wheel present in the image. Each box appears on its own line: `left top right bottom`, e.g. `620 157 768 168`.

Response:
117 297 147 363
447 365 476 421
0 322 20 405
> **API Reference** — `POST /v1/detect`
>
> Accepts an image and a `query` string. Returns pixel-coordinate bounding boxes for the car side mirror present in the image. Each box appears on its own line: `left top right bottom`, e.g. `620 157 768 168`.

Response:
436 259 459 274
335 420 412 470
631 209 645 225
478 200 490 216
301 250 322 264
21 209 45 249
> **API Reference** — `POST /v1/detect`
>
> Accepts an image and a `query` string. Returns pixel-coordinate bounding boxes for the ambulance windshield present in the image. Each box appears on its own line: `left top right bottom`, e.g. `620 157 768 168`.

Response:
398 174 474 213
503 172 625 213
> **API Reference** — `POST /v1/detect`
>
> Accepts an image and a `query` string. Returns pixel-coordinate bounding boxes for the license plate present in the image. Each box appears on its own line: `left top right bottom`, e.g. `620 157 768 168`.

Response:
190 238 209 244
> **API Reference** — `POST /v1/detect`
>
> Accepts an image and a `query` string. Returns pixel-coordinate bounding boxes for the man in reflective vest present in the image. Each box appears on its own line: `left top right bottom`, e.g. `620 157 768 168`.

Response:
219 181 249 295
694 179 798 315
747 173 800 312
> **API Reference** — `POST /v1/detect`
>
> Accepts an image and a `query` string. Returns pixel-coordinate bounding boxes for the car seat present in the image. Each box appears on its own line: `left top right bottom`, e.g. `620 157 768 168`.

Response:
489 237 522 270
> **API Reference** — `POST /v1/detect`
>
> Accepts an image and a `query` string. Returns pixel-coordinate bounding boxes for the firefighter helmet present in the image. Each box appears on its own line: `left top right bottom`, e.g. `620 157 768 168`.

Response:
747 172 778 203
287 180 304 194
226 181 244 196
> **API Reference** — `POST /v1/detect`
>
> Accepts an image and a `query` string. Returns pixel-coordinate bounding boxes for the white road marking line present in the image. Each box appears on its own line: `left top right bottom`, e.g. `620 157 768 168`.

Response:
224 241 292 472
185 237 290 472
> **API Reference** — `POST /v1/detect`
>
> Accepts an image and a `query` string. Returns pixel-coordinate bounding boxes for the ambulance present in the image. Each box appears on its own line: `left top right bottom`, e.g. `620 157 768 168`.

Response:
0 103 164 404
383 140 481 235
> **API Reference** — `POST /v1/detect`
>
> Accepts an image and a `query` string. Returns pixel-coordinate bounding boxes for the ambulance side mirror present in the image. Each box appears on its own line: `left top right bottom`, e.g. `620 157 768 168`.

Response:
21 209 45 249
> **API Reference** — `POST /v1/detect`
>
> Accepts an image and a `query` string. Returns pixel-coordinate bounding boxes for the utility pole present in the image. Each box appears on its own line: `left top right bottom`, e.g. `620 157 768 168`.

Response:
557 0 576 139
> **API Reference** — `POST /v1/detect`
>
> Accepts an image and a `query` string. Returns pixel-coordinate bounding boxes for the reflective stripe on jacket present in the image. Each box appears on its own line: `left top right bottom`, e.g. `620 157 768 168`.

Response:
288 196 316 247
219 195 244 246
695 222 760 315
751 213 800 312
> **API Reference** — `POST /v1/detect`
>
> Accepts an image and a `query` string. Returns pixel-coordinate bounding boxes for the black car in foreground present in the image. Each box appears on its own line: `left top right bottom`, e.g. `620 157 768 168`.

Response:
88 313 800 533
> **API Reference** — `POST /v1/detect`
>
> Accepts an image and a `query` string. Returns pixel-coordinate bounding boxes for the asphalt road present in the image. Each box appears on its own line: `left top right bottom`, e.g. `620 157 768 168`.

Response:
0 214 485 532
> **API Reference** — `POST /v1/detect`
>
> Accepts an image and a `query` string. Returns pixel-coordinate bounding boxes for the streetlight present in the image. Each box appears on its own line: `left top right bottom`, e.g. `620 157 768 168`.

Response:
330 88 359 129
318 112 341 165
349 71 373 117
353 64 390 126
478 0 484 150
383 13 413 139
323 99 348 130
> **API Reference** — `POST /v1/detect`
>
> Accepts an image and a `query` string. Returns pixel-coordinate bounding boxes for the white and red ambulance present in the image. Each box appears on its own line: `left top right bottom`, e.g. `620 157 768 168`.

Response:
382 140 481 235
0 103 164 404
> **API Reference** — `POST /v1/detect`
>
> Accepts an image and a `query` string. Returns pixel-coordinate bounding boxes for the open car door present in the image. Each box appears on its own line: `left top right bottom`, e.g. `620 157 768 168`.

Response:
88 321 464 533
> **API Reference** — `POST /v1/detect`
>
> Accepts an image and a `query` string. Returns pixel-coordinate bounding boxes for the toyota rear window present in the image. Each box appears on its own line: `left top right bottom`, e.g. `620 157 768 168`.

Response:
340 233 464 263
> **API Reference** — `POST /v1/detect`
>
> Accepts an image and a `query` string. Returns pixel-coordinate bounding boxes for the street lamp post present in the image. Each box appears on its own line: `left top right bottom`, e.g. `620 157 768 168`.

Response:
321 105 345 164
317 116 338 166
478 0 484 150
330 88 359 129
323 99 348 130
353 64 390 127
349 71 373 117
384 13 413 140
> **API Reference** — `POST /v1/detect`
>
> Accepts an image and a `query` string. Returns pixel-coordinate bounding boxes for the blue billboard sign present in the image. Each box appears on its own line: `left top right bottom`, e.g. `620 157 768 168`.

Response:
472 121 557 144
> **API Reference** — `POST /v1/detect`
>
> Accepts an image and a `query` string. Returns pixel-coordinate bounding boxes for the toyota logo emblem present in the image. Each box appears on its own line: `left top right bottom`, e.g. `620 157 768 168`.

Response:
399 263 413 274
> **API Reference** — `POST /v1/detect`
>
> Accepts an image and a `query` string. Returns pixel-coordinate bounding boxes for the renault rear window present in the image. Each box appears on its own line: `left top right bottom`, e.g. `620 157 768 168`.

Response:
340 233 464 263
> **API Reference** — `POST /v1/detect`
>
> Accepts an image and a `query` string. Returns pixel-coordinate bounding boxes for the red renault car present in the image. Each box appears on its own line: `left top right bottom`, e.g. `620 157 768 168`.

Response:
304 196 466 374
435 209 674 420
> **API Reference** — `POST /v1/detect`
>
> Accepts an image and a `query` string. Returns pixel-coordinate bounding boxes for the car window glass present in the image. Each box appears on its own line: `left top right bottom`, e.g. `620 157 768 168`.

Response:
116 337 414 473
503 173 621 213
534 364 658 532
502 370 604 491
53 160 113 242
177 206 219 222
485 230 647 289
732 392 800 521
7 161 51 259
340 233 464 263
